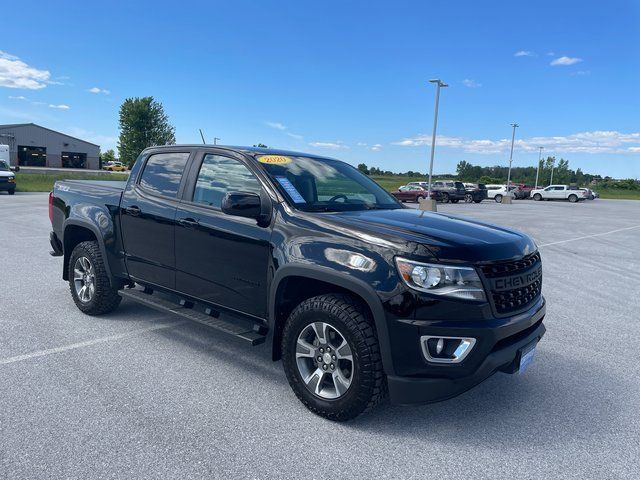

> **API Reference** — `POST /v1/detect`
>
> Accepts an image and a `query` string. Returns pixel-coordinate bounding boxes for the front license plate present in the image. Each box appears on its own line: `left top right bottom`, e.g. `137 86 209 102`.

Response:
518 342 537 374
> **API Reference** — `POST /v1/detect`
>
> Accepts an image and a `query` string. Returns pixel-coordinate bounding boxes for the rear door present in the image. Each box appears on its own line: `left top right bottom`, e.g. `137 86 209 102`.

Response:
174 150 272 318
120 150 192 289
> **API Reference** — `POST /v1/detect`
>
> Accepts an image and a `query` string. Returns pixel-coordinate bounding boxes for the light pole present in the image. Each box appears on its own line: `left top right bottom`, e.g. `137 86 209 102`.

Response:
535 146 543 188
505 123 519 197
550 157 555 185
213 137 220 145
427 79 448 202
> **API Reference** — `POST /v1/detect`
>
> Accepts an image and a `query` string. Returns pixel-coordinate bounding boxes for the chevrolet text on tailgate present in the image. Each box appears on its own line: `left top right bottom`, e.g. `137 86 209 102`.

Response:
48 146 546 421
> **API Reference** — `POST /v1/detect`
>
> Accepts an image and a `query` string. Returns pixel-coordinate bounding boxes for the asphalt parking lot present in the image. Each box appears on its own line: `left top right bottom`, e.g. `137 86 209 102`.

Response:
1 193 639 479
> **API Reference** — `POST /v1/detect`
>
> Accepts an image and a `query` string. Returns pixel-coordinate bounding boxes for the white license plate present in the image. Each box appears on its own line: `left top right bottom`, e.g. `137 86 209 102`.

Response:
519 343 536 374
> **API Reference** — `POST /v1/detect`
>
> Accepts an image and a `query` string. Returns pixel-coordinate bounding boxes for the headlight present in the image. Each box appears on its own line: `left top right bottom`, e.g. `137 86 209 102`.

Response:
395 257 486 301
8 176 15 183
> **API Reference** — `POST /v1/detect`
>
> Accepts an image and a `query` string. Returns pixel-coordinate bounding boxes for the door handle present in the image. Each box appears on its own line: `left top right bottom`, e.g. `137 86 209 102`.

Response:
178 217 199 228
125 205 141 216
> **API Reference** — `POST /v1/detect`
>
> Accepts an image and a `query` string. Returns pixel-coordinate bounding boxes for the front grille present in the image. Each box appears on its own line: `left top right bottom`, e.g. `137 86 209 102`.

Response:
480 252 542 315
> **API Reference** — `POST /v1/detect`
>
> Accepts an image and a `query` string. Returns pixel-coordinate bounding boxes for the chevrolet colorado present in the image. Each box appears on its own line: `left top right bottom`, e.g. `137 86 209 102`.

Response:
49 145 546 421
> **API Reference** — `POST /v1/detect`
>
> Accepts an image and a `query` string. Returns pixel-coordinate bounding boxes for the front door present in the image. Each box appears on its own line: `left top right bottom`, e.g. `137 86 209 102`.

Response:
120 151 191 290
174 152 272 319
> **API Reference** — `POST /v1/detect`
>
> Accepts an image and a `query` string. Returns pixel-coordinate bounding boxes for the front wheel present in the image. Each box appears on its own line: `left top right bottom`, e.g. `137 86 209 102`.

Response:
533 193 542 201
494 194 503 203
281 294 386 421
464 193 473 203
68 241 122 315
416 195 425 202
8 189 15 195
440 193 450 203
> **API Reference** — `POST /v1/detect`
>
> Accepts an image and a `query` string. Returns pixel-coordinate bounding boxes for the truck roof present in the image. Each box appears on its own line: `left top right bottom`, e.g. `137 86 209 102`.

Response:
142 144 339 162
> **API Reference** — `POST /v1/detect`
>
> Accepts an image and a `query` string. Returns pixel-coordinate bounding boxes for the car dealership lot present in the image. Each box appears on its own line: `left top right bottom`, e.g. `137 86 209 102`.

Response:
1 193 639 479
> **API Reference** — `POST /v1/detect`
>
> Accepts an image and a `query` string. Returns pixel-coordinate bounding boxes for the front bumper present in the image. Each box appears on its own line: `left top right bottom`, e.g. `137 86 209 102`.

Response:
0 181 16 191
386 298 546 405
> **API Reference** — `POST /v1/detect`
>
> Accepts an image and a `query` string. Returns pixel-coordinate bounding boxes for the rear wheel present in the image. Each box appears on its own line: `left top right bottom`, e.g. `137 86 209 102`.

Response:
440 192 450 203
464 193 473 203
494 194 503 203
568 194 578 203
68 241 122 315
533 193 542 201
282 294 386 421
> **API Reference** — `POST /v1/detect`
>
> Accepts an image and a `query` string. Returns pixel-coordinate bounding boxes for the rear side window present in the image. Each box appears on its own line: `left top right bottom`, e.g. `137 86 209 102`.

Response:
139 152 190 197
192 154 262 208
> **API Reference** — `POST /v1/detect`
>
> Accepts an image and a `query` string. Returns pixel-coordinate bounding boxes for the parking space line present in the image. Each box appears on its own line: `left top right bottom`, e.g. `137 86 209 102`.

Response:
0 320 185 366
538 224 640 248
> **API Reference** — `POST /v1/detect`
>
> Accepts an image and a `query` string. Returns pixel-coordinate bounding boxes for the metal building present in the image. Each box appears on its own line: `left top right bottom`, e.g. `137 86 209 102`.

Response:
0 123 101 169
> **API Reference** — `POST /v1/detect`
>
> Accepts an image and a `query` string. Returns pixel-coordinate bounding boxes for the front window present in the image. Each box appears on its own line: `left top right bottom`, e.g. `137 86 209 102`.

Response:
0 161 9 171
257 154 401 212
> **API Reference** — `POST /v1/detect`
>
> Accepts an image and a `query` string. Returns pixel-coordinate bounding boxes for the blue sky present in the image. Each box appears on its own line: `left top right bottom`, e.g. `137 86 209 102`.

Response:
1 0 638 178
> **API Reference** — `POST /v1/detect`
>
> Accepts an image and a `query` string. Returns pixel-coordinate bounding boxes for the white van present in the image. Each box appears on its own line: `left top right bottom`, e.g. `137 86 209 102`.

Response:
0 144 17 195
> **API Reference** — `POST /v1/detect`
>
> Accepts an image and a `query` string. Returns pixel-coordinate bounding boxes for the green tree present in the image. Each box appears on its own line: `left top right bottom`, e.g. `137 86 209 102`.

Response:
101 149 116 163
118 97 176 166
357 163 369 175
253 143 268 148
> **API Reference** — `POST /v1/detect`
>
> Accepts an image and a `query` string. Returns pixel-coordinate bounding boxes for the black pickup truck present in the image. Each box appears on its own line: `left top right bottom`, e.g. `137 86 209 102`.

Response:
49 145 546 421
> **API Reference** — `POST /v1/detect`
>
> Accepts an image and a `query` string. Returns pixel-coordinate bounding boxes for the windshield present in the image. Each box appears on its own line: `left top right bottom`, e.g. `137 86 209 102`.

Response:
0 161 10 171
257 154 402 212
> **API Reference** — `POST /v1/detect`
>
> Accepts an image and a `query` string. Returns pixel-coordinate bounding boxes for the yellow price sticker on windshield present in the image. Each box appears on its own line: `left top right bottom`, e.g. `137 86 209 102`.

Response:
258 155 292 165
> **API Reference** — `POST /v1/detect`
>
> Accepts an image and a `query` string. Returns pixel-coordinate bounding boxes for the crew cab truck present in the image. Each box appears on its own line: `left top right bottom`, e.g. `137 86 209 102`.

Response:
531 185 587 202
49 145 546 421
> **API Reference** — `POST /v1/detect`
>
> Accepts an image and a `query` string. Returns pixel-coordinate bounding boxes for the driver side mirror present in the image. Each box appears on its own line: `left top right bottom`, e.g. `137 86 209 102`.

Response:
221 191 271 225
10 166 19 172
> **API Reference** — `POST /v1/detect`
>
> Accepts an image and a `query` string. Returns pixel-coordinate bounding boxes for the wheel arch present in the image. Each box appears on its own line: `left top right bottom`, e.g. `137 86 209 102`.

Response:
269 265 394 375
62 220 114 286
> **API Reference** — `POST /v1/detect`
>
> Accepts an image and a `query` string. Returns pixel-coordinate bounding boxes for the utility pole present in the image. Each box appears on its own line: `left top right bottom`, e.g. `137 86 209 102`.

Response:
426 79 448 206
535 146 543 188
505 123 519 197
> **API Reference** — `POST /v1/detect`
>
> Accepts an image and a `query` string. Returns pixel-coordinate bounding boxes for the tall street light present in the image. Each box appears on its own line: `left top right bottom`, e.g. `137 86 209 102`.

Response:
506 123 519 196
427 79 448 201
535 146 544 188
550 157 556 185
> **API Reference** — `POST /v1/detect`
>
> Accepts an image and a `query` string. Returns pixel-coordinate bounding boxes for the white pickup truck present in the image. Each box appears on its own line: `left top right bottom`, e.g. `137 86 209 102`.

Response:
530 185 587 202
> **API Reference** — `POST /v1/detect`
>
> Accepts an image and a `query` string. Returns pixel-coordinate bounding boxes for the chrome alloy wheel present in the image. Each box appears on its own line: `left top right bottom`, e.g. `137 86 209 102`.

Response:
73 256 96 303
295 322 354 399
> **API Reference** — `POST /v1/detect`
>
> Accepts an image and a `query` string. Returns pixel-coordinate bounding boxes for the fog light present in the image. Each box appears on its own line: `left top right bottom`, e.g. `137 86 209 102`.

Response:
421 336 476 364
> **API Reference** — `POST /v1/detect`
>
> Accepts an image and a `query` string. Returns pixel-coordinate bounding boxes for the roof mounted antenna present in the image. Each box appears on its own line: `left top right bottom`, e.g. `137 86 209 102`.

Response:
199 129 206 144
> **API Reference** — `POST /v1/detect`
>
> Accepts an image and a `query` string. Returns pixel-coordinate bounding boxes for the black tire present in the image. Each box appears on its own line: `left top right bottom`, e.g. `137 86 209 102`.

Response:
440 192 450 203
68 241 122 315
464 193 473 203
8 189 15 195
533 193 542 201
282 294 386 421
494 194 503 203
416 195 425 202
568 194 578 203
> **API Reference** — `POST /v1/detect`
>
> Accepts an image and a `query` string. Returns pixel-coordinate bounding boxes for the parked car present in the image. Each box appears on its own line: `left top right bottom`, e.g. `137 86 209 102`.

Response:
463 183 488 203
579 188 595 200
391 185 428 203
531 185 588 202
49 145 546 421
485 184 518 203
0 160 16 195
103 161 127 172
407 180 466 203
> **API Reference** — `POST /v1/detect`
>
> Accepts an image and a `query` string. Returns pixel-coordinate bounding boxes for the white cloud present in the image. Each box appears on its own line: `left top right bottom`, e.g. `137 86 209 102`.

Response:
462 79 481 88
309 141 349 150
514 50 535 57
88 86 110 94
371 144 383 152
550 56 583 66
48 104 70 110
546 51 556 56
285 132 303 140
393 131 640 155
265 121 287 130
8 95 27 100
0 51 51 89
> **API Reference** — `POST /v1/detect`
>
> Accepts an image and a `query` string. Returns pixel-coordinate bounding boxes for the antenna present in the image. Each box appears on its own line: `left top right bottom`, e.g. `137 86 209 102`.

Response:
199 129 206 144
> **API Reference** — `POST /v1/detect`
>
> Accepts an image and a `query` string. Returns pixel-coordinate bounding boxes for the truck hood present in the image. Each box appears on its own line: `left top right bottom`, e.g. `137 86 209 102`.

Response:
327 208 537 264
0 171 14 178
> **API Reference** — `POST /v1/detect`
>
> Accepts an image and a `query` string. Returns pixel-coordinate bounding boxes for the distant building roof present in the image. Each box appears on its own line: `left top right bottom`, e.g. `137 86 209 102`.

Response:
0 123 100 147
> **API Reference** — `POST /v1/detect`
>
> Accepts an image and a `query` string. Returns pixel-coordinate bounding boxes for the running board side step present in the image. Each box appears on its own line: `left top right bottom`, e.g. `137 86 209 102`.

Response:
119 288 266 346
